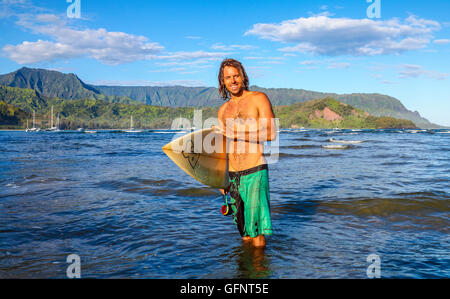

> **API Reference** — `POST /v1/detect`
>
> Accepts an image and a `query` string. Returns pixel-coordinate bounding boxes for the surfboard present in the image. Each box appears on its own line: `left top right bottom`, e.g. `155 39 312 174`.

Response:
162 128 229 189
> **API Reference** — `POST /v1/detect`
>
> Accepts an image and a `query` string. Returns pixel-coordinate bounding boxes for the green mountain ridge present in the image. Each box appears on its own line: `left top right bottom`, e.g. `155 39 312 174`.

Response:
0 85 417 130
0 67 141 106
96 85 432 127
0 67 101 99
0 67 444 128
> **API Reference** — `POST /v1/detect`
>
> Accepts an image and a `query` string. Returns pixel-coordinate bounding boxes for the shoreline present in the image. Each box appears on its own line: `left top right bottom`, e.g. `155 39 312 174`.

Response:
0 128 177 131
1 127 447 132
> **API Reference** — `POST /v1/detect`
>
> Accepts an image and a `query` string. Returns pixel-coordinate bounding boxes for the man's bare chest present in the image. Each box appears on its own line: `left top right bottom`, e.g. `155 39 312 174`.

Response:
223 101 259 120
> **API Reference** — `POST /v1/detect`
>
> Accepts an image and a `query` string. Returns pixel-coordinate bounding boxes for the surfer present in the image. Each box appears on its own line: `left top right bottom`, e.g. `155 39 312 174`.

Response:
214 58 277 248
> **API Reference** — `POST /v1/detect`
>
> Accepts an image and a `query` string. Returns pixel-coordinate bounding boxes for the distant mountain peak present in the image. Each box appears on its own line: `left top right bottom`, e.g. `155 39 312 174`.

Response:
0 67 101 99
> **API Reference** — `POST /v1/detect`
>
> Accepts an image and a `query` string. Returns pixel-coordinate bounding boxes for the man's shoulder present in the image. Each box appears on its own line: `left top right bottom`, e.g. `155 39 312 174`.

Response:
217 100 229 115
248 90 267 97
218 100 229 109
247 91 270 102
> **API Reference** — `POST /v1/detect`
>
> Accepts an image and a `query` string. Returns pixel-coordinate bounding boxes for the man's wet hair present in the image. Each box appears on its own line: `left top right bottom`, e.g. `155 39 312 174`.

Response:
218 58 249 100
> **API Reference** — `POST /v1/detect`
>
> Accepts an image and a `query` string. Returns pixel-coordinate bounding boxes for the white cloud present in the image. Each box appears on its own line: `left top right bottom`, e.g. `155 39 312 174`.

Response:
3 14 164 65
308 11 335 18
246 66 272 78
328 62 350 69
3 40 83 63
397 64 448 80
433 39 450 45
245 15 441 56
244 56 284 61
148 67 188 73
211 43 257 51
155 60 214 67
298 60 322 70
148 50 228 61
243 56 285 65
299 60 321 66
34 13 60 23
3 8 230 66
1 0 28 3
0 0 30 18
149 51 228 71
381 80 397 85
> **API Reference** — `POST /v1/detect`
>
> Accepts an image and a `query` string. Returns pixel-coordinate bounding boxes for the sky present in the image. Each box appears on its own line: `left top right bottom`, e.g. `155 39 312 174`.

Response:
0 0 449 126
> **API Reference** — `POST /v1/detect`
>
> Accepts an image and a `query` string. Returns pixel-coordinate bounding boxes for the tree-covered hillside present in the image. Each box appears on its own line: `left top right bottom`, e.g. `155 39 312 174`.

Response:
0 85 416 130
0 100 31 129
274 97 417 129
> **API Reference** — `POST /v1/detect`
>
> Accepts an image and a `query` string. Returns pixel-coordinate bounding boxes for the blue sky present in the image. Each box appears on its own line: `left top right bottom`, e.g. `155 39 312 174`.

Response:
1 0 449 126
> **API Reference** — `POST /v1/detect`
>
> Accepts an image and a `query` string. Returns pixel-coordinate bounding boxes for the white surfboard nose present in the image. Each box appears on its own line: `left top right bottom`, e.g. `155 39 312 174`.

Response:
162 128 229 189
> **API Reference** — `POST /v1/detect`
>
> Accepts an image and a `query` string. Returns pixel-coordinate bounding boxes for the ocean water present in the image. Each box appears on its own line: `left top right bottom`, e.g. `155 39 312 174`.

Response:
0 129 448 279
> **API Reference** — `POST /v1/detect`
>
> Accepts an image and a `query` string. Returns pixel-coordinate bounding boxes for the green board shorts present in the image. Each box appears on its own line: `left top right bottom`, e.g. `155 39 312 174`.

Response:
227 164 273 238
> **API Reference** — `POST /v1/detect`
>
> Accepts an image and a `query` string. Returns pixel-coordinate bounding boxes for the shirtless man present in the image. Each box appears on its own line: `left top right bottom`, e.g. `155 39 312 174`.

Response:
215 58 277 248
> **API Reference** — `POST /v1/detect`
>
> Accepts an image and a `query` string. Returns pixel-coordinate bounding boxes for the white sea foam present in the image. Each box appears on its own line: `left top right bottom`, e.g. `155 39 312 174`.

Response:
322 144 351 149
329 138 363 144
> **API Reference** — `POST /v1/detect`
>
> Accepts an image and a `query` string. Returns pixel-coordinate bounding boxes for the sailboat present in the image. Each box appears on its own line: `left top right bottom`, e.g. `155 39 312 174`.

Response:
46 106 60 132
55 113 61 132
124 115 143 133
28 110 40 132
